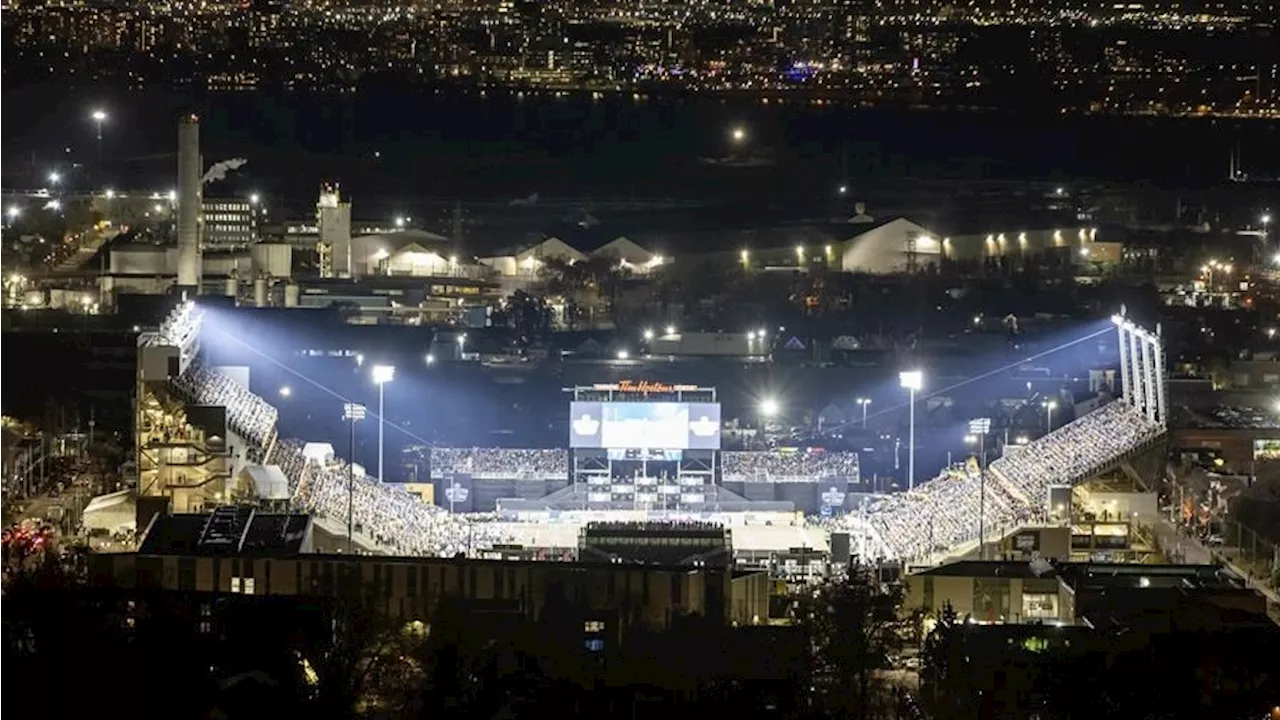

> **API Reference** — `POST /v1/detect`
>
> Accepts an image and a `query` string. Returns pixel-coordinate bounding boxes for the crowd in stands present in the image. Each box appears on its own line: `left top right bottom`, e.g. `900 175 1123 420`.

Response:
823 465 1034 562
430 447 569 478
149 301 200 349
991 401 1162 507
172 363 278 448
722 450 860 481
586 520 725 533
170 305 1157 564
816 400 1161 562
279 440 516 556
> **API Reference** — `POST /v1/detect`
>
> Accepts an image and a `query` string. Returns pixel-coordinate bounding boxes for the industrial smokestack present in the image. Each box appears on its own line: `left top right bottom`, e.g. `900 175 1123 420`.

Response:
177 115 202 292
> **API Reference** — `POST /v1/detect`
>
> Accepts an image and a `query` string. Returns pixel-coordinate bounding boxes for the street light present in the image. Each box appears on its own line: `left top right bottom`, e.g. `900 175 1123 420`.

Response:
371 365 395 483
48 171 61 186
1041 399 1058 432
730 126 746 143
856 397 871 428
91 109 107 161
966 417 991 559
899 370 923 491
342 402 367 553
643 328 654 341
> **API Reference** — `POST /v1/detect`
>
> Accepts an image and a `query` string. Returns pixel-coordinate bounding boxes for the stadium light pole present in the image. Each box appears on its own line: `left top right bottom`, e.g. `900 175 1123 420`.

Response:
967 417 991 559
1041 399 1058 432
91 109 107 162
759 397 779 447
372 365 395 483
856 397 871 428
342 402 366 553
899 371 923 491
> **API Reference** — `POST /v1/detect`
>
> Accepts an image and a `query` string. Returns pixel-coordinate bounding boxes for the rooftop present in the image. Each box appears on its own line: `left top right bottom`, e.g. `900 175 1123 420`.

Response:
913 560 1249 591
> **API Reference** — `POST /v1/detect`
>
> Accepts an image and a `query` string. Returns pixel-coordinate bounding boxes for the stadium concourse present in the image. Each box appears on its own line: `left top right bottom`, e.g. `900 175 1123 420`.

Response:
150 304 1167 566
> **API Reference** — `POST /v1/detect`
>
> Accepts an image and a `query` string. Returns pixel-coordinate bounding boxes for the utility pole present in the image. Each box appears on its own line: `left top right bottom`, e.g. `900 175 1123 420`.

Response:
968 417 992 559
342 403 366 554
451 200 464 244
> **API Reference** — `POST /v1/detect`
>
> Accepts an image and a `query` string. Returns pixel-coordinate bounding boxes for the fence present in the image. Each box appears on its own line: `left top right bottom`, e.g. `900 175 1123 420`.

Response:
1168 473 1280 594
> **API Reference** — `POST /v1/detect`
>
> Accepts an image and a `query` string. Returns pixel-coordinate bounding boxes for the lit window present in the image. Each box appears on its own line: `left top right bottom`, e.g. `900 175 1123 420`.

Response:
584 620 605 633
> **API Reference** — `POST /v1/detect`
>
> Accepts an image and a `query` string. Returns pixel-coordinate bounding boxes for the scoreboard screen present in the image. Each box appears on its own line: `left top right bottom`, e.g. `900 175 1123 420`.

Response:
570 402 721 450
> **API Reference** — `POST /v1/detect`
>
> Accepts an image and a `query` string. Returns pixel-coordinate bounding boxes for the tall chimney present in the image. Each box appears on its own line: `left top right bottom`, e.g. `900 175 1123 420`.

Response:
177 114 202 292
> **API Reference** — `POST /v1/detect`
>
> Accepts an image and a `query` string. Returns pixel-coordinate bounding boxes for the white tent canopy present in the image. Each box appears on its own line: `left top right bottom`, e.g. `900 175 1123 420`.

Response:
83 489 137 533
302 442 336 465
238 464 291 501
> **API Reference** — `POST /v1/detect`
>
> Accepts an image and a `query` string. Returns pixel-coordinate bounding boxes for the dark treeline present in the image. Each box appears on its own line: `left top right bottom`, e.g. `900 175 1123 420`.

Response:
4 553 1278 720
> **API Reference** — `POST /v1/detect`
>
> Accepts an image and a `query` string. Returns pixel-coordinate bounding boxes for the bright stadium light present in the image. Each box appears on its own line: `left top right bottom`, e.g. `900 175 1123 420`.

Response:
644 328 654 341
279 386 291 397
372 365 395 483
425 353 435 365
759 397 779 417
372 364 395 384
616 349 629 360
665 325 676 336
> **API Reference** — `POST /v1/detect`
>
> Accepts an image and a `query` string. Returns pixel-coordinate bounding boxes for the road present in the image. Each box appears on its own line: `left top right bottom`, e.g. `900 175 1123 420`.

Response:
1152 518 1280 623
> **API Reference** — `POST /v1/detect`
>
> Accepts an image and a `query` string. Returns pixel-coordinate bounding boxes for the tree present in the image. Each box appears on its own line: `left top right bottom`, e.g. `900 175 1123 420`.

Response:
795 562 908 717
536 256 630 329
492 290 552 347
297 583 413 719
920 601 973 718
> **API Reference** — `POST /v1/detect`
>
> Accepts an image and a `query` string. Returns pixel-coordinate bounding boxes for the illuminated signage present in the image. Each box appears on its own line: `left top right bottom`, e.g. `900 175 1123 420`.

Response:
591 381 702 393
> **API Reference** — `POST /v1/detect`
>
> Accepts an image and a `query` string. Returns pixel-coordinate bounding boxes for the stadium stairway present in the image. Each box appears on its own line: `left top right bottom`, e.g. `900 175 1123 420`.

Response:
311 514 386 555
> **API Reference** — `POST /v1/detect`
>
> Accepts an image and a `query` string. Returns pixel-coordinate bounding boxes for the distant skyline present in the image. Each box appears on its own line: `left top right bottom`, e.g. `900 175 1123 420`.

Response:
2 0 1276 118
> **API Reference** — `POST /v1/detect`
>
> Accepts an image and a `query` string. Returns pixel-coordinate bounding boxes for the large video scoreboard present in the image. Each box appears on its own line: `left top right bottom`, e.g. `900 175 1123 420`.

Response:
570 401 722 450
569 382 721 451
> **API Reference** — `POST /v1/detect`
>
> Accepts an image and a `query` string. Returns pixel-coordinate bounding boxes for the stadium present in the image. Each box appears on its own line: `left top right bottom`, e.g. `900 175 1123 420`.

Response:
130 301 1169 574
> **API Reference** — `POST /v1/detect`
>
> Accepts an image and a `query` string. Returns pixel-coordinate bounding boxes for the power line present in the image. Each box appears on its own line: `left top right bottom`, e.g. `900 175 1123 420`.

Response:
829 325 1114 432
207 324 440 449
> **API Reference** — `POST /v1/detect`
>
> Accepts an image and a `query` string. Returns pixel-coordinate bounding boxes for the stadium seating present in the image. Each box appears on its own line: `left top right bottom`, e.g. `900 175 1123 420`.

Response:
822 400 1162 562
278 440 516 556
989 400 1162 507
430 447 568 479
721 450 860 481
164 298 1160 563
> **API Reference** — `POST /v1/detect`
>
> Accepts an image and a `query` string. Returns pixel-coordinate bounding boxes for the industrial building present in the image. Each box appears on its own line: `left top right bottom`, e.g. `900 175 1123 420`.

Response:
88 509 773 633
903 559 1268 628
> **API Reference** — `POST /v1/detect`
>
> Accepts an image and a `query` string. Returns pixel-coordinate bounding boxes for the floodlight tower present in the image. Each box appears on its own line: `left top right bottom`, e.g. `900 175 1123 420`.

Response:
966 417 992 558
342 402 366 553
371 365 395 482
899 370 923 490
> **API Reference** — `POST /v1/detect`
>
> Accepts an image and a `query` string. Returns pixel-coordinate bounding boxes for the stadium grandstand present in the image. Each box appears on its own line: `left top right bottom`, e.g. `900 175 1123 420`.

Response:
133 304 1168 570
